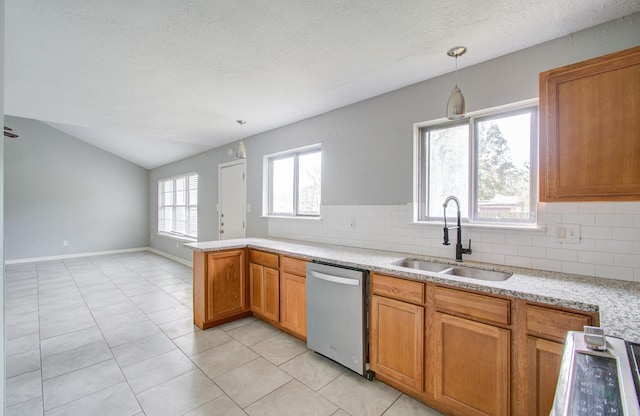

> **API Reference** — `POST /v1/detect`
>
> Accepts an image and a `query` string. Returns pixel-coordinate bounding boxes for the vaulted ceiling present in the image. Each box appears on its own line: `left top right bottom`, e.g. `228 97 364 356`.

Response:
5 1 639 168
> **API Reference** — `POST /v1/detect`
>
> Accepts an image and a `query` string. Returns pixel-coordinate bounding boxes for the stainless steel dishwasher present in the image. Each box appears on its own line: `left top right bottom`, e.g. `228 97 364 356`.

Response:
306 261 372 379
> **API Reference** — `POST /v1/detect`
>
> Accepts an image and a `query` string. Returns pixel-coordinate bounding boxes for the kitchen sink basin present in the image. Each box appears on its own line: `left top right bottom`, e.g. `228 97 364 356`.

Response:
443 267 512 281
392 259 452 273
392 258 512 281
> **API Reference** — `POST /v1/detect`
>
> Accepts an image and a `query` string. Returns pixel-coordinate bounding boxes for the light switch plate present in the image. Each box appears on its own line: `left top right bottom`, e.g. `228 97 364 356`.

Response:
555 223 580 244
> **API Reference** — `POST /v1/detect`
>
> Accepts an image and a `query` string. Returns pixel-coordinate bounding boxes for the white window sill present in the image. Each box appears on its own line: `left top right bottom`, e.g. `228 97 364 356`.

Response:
156 232 198 242
410 220 546 232
261 215 322 221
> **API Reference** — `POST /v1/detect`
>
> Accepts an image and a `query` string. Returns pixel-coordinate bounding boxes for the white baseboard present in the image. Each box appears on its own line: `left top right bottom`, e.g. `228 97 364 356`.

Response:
5 247 194 268
4 247 151 265
147 248 193 267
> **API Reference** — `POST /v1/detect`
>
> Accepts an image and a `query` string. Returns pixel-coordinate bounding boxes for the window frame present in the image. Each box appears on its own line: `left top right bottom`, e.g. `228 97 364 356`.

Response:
263 144 322 218
158 172 198 239
414 99 538 226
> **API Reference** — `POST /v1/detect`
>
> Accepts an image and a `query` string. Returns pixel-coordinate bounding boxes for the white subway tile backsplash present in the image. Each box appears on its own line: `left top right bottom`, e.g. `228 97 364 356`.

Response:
614 253 640 268
581 226 613 240
561 213 595 226
596 240 635 255
595 265 634 282
532 258 562 273
614 202 640 214
579 202 616 214
547 248 579 262
493 243 519 256
504 232 533 246
596 214 635 227
268 202 640 282
578 251 614 266
519 245 546 259
612 227 640 241
544 202 581 213
505 255 533 268
562 262 595 276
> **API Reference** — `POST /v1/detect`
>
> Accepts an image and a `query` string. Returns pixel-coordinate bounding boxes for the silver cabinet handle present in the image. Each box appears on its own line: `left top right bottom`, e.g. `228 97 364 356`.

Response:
309 270 360 286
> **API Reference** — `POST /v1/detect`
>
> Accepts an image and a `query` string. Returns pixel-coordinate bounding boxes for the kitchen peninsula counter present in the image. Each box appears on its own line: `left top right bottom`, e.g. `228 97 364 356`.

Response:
185 238 640 343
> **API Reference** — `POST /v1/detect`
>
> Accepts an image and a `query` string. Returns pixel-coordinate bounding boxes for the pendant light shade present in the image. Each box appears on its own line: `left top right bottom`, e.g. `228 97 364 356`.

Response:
236 120 247 159
446 85 465 120
446 46 467 120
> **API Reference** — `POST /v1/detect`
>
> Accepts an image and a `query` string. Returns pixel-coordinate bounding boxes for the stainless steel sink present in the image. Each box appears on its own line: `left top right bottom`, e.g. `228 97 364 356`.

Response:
443 267 512 281
392 258 512 281
392 259 451 273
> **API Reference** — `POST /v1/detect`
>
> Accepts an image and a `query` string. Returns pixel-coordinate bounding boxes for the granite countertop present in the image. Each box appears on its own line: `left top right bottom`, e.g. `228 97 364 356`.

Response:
186 238 640 343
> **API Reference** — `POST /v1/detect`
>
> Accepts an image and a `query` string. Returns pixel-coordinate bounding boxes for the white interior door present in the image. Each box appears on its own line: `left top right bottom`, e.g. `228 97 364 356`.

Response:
218 161 246 240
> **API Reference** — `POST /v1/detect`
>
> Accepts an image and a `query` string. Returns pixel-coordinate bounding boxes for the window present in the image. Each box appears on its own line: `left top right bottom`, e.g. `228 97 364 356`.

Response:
266 146 321 217
158 173 198 238
417 102 537 224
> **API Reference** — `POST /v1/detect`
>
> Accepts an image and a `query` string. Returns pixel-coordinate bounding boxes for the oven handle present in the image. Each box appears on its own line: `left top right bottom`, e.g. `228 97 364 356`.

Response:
308 270 360 286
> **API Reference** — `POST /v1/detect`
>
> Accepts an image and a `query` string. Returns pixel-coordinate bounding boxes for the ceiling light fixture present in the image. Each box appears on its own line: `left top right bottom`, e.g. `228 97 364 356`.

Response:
236 120 247 159
446 46 467 120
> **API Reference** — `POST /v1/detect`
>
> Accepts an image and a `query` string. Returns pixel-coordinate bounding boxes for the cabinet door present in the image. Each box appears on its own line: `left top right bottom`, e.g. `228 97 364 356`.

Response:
526 337 564 416
539 46 640 201
249 263 264 314
280 272 306 338
433 312 510 416
206 250 247 321
370 295 424 392
262 267 279 322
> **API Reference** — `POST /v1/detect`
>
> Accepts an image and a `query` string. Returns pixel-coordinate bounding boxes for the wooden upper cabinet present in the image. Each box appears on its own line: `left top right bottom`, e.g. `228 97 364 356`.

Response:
539 46 640 201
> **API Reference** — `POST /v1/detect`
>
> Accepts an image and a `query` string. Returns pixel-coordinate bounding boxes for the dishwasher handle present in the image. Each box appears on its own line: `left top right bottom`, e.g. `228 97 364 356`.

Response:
308 270 360 286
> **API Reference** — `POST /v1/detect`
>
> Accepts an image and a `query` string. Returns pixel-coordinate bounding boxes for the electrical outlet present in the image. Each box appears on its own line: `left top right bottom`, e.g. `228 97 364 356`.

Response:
350 216 356 228
62 240 69 247
555 224 580 244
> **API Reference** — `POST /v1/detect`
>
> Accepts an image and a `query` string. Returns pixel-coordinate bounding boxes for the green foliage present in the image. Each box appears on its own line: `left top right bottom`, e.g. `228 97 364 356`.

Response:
477 123 528 201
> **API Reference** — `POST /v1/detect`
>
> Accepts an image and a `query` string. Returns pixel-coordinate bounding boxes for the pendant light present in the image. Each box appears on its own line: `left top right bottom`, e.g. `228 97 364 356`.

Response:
236 120 247 159
446 46 467 120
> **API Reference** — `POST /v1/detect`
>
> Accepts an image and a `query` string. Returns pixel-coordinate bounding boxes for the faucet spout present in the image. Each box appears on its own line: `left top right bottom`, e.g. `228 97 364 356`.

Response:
442 195 472 262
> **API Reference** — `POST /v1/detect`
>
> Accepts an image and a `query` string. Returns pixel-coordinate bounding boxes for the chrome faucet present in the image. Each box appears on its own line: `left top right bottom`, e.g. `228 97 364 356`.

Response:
443 196 472 262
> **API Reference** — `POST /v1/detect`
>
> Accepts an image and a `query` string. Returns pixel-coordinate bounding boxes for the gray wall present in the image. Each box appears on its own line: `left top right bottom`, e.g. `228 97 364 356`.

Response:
150 13 640 262
4 116 150 261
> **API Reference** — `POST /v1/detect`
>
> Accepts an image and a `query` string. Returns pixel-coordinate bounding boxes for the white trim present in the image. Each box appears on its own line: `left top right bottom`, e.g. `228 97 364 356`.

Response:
156 232 197 243
412 98 539 225
413 98 539 129
4 247 150 265
148 248 193 267
262 143 322 217
4 247 194 268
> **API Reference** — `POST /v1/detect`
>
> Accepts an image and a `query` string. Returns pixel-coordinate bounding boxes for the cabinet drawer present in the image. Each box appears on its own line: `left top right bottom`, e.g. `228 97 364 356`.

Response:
249 250 279 269
372 273 425 304
281 256 308 276
525 304 592 342
435 286 510 326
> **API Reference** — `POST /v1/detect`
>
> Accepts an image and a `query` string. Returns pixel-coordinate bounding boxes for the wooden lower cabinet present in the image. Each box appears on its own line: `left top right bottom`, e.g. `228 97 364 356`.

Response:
515 301 598 416
280 271 307 339
193 249 249 329
526 337 564 416
249 263 279 322
370 294 425 392
432 312 510 416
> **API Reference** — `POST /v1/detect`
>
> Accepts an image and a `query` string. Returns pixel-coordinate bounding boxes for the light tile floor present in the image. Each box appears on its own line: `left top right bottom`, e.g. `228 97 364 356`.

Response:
4 251 444 416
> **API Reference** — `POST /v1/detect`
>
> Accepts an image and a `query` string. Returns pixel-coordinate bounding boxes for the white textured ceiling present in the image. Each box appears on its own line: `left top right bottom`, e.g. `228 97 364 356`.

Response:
5 1 639 169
